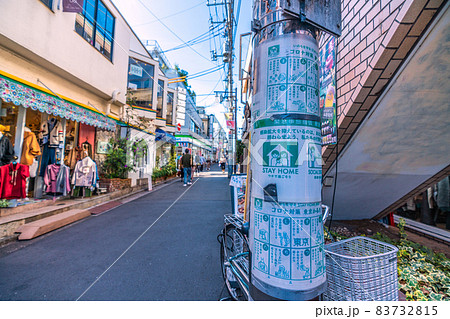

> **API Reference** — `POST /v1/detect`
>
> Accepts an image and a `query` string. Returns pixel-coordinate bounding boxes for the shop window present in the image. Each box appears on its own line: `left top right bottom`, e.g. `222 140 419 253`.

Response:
156 80 164 118
75 0 115 61
39 0 53 10
127 58 155 108
166 92 174 125
0 103 19 145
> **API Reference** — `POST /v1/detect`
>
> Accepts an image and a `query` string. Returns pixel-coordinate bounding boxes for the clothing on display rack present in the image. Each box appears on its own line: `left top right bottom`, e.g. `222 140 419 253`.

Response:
0 133 15 166
39 118 64 147
39 144 57 176
44 163 71 196
21 129 41 166
65 146 87 170
71 156 98 187
437 176 449 212
0 162 30 199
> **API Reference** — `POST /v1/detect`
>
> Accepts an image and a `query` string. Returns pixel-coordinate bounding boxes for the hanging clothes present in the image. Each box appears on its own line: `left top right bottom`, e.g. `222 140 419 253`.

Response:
0 135 15 166
44 163 71 196
437 176 450 212
39 143 57 177
66 146 84 170
81 141 93 159
0 163 30 199
39 118 64 147
71 156 98 187
21 131 41 166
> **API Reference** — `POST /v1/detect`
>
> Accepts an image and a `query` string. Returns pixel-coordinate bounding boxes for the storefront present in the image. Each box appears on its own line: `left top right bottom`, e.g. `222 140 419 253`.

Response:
120 125 155 187
175 135 212 160
0 73 117 204
155 128 176 168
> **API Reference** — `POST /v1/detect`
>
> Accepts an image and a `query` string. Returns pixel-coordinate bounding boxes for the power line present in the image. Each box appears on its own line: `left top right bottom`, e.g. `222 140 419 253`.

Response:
136 0 213 64
163 25 225 53
132 0 205 28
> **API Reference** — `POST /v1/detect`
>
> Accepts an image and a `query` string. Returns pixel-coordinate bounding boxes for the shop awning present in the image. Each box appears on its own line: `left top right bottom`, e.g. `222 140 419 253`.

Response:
155 128 176 144
0 75 117 131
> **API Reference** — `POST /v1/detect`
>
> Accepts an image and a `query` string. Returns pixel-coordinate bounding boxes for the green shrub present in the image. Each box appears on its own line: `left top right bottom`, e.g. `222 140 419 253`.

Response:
102 138 135 179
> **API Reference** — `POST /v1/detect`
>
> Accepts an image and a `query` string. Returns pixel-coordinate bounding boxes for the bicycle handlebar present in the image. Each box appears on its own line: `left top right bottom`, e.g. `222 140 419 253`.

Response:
322 204 330 224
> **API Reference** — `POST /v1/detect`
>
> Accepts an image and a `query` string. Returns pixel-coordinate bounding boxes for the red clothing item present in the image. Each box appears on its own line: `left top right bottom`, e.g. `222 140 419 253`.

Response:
0 163 30 199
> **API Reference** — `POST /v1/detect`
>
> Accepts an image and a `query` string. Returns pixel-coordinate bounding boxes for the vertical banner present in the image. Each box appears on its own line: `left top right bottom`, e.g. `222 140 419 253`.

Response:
319 37 337 145
63 0 84 13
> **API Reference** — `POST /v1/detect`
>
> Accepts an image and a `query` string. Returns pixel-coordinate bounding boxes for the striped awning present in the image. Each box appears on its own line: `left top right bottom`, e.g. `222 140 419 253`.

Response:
0 75 116 131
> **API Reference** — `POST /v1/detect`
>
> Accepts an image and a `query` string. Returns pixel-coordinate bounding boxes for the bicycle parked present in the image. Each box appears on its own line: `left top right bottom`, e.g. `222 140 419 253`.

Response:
218 205 329 301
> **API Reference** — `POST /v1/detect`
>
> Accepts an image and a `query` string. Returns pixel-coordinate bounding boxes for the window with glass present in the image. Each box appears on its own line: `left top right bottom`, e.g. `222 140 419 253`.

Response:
40 0 53 10
75 0 115 61
127 58 155 108
166 92 174 125
156 80 164 118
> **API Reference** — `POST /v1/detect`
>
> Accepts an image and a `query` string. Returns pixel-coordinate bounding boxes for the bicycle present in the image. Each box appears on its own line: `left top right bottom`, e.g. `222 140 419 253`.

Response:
218 205 330 301
218 213 250 300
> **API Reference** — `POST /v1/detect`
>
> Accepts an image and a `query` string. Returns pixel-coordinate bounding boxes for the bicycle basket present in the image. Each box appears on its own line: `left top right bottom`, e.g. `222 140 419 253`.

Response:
323 236 398 301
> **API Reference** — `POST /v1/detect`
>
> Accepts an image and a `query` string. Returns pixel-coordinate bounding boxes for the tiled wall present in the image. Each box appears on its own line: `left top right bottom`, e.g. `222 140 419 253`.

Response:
322 0 445 173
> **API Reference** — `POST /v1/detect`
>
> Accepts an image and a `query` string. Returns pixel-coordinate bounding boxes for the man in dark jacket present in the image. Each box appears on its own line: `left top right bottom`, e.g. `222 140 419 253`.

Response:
181 149 192 186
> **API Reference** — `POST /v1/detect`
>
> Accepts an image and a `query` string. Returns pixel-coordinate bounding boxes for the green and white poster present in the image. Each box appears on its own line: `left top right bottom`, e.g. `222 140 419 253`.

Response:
250 33 326 293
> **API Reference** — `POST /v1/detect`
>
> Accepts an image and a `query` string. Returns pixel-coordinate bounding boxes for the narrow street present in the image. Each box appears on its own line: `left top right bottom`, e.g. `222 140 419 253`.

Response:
0 168 229 301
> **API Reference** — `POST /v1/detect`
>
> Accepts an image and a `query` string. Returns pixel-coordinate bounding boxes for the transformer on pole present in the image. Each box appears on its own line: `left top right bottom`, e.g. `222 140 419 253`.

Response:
249 0 341 300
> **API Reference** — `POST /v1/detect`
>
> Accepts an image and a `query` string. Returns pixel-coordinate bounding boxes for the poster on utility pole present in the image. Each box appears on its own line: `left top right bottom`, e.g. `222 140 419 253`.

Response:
319 37 337 145
250 33 326 294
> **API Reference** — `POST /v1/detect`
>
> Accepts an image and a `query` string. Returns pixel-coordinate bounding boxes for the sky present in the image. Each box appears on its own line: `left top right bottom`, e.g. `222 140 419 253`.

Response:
111 0 252 133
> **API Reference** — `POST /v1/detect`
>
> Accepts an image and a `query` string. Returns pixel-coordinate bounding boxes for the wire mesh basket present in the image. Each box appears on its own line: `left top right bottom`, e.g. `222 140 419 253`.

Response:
323 236 399 301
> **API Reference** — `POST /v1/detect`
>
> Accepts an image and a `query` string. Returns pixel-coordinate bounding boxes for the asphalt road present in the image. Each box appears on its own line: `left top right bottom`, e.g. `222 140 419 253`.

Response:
0 168 231 301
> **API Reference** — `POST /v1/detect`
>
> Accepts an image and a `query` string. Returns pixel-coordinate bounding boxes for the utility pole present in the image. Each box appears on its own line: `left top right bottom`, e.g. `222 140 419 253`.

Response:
249 0 341 301
228 0 237 174
208 0 236 174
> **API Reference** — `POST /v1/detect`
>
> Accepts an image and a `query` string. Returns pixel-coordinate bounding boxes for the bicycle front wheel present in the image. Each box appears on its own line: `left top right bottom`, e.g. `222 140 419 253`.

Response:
220 224 249 301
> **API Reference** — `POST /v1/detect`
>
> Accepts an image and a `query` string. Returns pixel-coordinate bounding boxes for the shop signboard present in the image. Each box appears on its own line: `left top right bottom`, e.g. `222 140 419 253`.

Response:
129 64 143 77
319 37 337 145
209 115 214 138
96 141 111 154
226 120 235 129
63 0 84 13
230 175 247 216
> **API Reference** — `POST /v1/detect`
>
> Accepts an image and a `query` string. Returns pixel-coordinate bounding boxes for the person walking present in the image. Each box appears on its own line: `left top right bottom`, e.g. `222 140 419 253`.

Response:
199 153 206 172
181 149 193 186
177 153 184 182
220 155 226 173
193 153 200 177
206 157 211 171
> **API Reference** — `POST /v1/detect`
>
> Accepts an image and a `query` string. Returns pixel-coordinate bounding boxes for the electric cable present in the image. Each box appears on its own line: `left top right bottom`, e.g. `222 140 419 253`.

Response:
132 0 205 28
326 126 338 243
163 24 225 53
136 0 214 64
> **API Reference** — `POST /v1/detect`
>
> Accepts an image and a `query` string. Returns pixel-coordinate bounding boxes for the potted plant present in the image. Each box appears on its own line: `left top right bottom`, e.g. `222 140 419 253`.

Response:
99 137 134 192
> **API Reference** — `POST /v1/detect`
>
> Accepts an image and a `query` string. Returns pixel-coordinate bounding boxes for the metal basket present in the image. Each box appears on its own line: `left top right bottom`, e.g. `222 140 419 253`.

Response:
323 236 399 301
